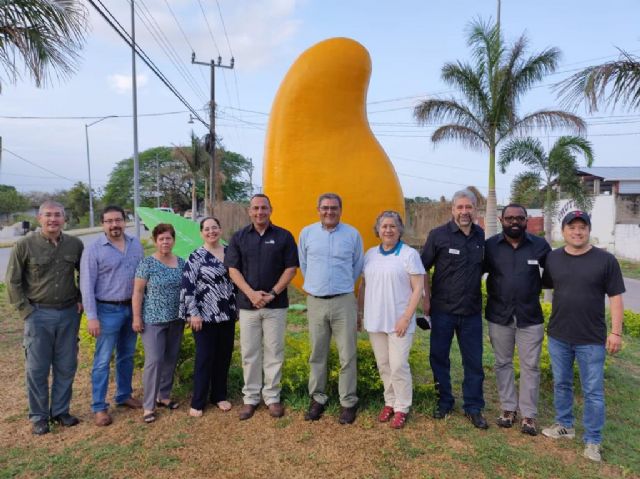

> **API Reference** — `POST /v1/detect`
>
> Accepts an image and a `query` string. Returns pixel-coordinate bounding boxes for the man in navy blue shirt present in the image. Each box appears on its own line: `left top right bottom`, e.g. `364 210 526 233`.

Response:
225 194 298 421
484 204 551 436
421 189 487 429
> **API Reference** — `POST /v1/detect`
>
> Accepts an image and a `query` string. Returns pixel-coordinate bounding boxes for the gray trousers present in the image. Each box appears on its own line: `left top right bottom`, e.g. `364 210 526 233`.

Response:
307 293 358 408
488 321 544 418
140 320 184 411
23 305 81 422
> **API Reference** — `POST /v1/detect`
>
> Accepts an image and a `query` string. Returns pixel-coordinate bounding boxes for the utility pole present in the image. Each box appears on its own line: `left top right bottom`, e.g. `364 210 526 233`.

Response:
192 53 234 216
131 0 141 238
155 154 160 208
497 0 501 33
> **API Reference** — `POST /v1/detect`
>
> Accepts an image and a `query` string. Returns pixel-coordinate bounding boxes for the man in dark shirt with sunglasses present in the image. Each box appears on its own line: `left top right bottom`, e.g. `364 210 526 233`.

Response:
484 204 551 436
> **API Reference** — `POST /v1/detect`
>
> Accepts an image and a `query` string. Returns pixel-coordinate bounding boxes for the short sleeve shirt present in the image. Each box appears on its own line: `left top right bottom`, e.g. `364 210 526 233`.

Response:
135 256 186 324
363 243 426 334
224 223 299 309
542 246 626 344
421 221 485 315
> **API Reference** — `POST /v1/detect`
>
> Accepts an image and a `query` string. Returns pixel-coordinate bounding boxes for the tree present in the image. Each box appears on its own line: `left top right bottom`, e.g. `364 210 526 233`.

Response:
0 184 28 216
499 136 594 244
173 132 208 220
413 19 585 236
509 171 544 209
64 182 90 224
0 0 88 91
557 49 640 113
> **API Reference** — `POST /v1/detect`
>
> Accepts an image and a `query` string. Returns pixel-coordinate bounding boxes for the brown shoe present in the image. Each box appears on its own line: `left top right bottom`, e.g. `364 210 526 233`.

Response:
238 403 257 421
94 410 112 427
304 399 325 421
117 397 142 409
268 402 285 418
338 405 358 425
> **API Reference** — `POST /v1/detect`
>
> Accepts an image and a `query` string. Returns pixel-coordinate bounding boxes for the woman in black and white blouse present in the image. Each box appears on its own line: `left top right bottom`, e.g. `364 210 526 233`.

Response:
179 217 237 417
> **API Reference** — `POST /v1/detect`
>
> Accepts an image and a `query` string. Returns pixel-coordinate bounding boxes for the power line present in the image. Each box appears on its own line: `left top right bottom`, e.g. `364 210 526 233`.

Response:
2 148 78 183
134 0 208 102
196 0 221 56
87 0 208 126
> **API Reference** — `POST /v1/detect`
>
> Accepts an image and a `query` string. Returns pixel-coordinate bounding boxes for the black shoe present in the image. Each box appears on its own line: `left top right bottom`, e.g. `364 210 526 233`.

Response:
52 413 80 427
433 407 452 419
304 399 325 421
32 419 50 435
465 412 489 429
338 405 358 425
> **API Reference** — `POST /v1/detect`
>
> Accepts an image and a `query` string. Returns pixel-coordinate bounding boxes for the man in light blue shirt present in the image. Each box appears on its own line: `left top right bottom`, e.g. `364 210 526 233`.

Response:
298 193 364 424
80 205 144 426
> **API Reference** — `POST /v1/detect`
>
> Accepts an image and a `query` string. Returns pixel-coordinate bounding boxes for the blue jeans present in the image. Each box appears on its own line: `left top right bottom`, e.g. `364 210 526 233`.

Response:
91 303 138 412
24 305 80 422
548 336 606 445
429 311 485 414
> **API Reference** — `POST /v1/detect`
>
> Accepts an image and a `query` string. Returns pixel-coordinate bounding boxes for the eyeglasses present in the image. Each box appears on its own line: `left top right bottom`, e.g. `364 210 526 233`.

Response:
503 216 526 223
319 206 340 212
103 218 124 225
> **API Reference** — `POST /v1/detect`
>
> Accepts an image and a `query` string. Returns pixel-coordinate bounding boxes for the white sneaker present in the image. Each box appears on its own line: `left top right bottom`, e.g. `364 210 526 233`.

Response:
541 423 576 439
583 443 602 462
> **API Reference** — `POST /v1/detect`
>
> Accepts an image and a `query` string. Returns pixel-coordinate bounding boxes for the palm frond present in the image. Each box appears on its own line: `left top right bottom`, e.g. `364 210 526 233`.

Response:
441 61 490 117
499 137 546 173
511 110 586 137
510 47 560 99
414 98 485 136
510 170 543 206
556 49 640 112
431 124 487 151
0 0 89 89
549 136 594 168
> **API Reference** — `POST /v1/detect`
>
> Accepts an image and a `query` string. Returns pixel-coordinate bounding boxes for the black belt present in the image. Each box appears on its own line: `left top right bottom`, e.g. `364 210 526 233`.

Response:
97 299 132 306
312 293 347 300
31 299 77 310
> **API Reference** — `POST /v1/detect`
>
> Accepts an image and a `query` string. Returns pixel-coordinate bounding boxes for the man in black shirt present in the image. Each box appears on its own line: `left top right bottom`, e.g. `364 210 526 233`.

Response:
225 194 299 420
484 204 551 436
421 189 487 429
541 210 625 463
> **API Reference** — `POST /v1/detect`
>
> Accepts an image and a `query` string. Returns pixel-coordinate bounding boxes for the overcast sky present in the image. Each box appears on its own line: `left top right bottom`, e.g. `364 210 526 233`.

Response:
1 0 638 203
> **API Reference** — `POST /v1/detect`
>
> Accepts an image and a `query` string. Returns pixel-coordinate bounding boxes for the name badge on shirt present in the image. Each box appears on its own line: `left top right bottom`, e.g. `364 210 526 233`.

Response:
448 248 460 255
264 239 275 245
527 259 539 265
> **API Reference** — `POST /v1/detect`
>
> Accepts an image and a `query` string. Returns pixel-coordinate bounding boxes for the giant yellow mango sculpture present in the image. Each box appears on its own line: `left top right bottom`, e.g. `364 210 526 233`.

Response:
263 37 405 289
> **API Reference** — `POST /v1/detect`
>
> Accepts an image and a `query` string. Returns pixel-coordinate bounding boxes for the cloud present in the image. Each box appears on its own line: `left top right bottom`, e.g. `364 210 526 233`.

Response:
107 74 149 93
90 0 303 73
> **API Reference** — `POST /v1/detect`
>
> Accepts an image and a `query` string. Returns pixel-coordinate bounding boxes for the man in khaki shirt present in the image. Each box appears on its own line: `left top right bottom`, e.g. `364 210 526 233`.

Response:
6 200 83 435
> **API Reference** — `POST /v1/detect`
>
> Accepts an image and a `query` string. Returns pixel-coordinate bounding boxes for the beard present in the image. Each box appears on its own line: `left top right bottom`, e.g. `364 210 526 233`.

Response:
502 224 526 239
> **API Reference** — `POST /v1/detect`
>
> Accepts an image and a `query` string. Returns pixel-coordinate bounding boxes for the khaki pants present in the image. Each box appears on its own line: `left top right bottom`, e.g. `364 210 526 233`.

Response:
239 308 287 406
307 293 358 408
369 331 414 413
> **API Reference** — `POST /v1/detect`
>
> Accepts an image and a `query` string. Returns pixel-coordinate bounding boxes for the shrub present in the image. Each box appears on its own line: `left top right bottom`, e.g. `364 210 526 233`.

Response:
624 310 640 338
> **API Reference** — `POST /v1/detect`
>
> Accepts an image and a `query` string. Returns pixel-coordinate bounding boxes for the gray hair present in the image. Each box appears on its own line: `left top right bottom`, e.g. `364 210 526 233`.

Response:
38 200 65 216
317 192 342 209
452 189 477 206
373 210 405 238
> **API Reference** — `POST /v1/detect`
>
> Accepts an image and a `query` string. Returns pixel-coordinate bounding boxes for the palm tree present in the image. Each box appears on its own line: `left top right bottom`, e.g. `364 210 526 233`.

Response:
414 19 585 236
173 132 208 221
0 0 88 91
498 136 594 244
556 49 640 112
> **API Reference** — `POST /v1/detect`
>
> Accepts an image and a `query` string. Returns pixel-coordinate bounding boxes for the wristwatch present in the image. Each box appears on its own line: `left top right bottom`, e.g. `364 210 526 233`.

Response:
269 289 277 297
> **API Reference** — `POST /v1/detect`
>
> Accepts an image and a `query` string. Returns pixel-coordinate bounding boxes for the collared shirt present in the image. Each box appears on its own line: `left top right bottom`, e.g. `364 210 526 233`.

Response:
6 232 84 319
224 223 299 309
298 222 364 297
484 232 551 327
421 220 485 316
80 233 144 320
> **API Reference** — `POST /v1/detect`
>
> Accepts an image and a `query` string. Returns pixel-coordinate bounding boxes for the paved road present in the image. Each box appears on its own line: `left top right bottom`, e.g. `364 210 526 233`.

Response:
0 227 148 283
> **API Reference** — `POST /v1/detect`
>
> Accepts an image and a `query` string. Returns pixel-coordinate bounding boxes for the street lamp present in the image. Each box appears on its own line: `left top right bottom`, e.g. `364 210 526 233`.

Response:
85 116 116 227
